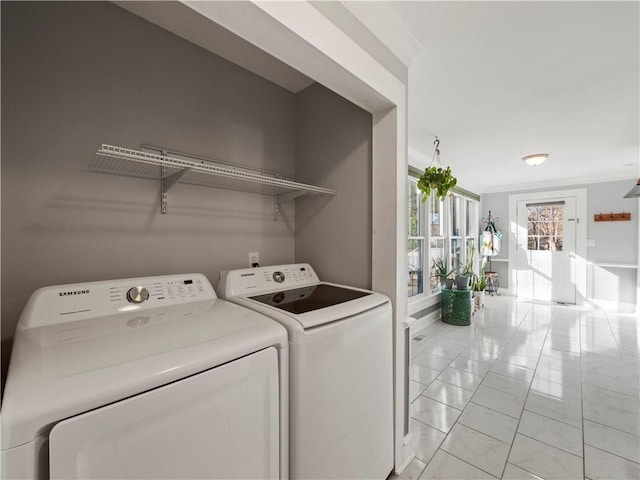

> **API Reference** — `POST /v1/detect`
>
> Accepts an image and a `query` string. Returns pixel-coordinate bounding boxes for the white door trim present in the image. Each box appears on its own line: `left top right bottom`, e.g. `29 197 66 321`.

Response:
508 189 587 304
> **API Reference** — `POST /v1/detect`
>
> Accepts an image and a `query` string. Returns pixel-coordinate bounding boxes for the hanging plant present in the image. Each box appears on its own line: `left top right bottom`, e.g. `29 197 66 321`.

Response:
417 137 457 201
418 166 457 201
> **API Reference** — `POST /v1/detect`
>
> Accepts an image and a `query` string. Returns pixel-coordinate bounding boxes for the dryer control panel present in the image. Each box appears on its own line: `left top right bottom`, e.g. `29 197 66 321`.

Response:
219 263 320 297
18 274 216 329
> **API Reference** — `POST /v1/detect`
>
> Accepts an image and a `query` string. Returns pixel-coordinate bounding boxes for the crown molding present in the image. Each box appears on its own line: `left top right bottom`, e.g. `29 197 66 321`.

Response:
481 172 637 195
408 147 430 169
341 1 423 67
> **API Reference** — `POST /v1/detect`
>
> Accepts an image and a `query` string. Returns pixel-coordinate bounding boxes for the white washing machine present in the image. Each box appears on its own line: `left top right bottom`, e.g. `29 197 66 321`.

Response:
219 264 393 479
1 273 288 479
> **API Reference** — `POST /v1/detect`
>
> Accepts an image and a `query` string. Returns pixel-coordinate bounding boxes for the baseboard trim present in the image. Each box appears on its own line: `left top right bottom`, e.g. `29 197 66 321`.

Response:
409 308 441 335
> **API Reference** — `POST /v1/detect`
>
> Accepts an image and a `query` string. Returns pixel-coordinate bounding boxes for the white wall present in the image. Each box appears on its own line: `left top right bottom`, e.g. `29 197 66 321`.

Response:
482 179 638 308
295 83 372 289
3 2 413 471
1 2 298 374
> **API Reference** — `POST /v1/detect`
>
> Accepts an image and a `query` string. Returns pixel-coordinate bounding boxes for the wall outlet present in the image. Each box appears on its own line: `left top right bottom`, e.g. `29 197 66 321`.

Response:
249 252 259 267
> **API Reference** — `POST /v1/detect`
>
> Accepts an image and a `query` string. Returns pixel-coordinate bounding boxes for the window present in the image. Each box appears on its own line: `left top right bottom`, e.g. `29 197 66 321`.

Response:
407 171 480 299
429 196 445 291
527 202 564 251
450 196 463 274
407 179 424 297
465 198 478 266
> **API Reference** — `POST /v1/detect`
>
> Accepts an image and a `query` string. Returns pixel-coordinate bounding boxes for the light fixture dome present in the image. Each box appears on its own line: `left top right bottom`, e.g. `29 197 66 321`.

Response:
522 153 548 166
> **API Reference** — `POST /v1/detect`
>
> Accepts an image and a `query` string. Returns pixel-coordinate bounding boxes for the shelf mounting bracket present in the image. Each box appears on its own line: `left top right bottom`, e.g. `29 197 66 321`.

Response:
273 190 308 221
161 165 191 214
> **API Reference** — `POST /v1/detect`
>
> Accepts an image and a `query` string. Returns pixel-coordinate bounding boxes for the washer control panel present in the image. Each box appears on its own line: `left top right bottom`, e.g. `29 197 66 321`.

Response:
19 274 216 329
220 263 320 297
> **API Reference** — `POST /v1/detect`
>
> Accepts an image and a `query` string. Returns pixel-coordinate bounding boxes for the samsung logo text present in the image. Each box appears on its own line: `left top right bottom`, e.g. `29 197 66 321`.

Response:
59 290 90 297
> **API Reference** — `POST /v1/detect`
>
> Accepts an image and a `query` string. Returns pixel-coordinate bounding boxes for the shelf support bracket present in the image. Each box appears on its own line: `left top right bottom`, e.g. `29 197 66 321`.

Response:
161 166 190 214
273 191 309 221
274 193 279 221
277 191 307 204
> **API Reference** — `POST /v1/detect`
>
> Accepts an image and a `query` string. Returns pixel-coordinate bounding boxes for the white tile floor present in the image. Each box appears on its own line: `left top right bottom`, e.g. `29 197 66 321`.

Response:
397 295 640 480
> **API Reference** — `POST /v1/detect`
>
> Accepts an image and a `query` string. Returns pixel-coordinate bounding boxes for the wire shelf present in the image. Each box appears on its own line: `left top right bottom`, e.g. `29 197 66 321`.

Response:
90 144 336 216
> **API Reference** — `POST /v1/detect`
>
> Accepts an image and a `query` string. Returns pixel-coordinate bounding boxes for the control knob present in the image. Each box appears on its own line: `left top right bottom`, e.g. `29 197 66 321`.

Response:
273 271 285 283
126 286 149 304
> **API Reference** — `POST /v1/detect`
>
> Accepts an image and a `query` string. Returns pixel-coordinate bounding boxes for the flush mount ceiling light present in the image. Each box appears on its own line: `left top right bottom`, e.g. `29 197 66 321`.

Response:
522 153 549 166
623 179 640 198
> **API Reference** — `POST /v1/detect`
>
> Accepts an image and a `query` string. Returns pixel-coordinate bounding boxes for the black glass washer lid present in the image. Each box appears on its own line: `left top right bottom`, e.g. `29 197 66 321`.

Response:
248 284 371 314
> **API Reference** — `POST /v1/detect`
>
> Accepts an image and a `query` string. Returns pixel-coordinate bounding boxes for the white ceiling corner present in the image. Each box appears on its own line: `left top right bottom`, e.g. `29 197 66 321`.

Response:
341 1 423 68
113 0 314 93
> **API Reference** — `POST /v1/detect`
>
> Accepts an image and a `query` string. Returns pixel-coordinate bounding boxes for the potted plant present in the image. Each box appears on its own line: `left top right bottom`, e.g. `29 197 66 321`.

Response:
417 166 457 201
456 244 475 290
432 256 454 289
473 274 488 308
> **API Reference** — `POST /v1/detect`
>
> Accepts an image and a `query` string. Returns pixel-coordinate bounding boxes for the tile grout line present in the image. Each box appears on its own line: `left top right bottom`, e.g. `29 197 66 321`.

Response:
440 301 534 479
415 298 529 478
515 430 583 459
439 449 501 479
498 303 550 479
585 443 640 466
581 417 640 438
581 308 587 479
580 309 640 469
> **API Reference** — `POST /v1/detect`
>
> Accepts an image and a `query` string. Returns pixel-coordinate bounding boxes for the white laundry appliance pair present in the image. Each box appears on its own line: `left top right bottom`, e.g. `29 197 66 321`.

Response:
2 264 393 479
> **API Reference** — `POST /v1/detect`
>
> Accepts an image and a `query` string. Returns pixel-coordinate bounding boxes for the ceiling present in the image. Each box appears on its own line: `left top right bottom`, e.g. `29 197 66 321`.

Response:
391 1 639 193
118 1 639 194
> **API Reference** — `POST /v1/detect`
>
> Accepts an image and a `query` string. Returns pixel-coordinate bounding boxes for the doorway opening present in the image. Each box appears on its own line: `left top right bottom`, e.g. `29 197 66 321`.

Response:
508 189 587 305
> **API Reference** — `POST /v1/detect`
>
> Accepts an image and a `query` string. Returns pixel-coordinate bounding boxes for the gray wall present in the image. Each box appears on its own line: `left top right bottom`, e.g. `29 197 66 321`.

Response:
295 84 373 289
1 2 298 372
482 179 638 303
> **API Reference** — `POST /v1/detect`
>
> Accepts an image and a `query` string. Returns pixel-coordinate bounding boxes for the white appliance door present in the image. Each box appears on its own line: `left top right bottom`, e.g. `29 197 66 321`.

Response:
49 347 279 479
290 303 394 479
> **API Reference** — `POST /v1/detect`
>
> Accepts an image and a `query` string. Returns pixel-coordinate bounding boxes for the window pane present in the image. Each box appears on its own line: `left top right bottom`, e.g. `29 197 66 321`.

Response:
431 194 442 237
538 206 551 221
408 180 419 237
430 238 445 290
451 238 462 273
528 237 538 250
408 239 424 297
465 238 476 273
539 237 550 250
465 199 477 237
451 196 462 237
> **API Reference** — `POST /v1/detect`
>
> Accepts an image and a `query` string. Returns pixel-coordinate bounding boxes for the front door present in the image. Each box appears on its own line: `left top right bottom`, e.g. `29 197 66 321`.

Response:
516 197 577 303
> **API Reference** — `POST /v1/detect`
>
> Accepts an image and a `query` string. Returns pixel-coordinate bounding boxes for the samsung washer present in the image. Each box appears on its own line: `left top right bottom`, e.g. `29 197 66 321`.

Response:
219 263 393 479
1 273 288 479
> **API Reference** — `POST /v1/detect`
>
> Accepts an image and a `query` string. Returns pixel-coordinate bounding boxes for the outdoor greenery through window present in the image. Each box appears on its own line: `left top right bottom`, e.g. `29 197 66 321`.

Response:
527 202 564 251
407 173 479 298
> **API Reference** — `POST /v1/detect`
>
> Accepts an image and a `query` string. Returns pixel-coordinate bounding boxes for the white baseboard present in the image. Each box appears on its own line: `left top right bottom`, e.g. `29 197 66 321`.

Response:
409 309 440 336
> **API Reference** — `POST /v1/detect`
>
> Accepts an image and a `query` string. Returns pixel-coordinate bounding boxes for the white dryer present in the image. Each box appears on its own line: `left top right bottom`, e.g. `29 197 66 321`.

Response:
1 274 288 479
219 264 393 479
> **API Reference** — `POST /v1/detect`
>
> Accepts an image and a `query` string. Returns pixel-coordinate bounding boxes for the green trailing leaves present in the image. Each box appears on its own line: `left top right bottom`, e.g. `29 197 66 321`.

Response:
417 166 457 202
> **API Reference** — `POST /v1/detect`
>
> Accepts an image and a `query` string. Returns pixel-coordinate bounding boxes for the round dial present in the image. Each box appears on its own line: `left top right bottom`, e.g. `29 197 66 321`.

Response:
273 271 285 283
126 286 149 304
